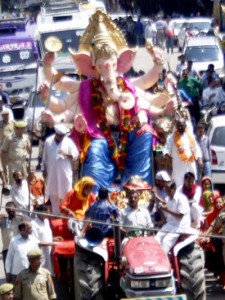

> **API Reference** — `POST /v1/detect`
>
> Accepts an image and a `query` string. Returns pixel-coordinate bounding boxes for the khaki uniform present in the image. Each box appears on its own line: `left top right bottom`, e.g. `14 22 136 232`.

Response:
14 267 56 300
212 209 225 264
1 133 30 184
0 120 14 145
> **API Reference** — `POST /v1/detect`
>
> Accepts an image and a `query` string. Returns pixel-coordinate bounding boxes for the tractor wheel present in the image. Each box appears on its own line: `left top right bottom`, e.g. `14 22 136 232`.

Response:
74 248 104 300
178 242 206 300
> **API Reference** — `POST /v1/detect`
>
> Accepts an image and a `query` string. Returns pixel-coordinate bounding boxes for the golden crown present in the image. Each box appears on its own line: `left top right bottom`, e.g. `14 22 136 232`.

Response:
78 10 128 57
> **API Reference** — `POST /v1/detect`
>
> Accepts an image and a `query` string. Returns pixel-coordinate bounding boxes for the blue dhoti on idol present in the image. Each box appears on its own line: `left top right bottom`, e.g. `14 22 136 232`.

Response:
82 131 153 192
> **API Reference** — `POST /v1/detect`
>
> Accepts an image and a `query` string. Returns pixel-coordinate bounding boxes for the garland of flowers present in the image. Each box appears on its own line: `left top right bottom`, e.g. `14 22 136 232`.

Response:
91 77 140 170
174 130 195 162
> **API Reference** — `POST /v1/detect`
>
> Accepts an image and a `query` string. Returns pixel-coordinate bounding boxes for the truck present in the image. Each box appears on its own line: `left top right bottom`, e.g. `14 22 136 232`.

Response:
35 0 106 73
0 18 40 100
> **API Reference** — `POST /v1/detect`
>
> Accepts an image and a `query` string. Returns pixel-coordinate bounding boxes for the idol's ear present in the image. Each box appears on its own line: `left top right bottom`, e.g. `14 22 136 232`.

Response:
117 49 137 74
69 48 98 78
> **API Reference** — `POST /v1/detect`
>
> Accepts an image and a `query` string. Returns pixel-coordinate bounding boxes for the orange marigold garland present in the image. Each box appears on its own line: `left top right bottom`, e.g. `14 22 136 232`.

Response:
174 130 195 162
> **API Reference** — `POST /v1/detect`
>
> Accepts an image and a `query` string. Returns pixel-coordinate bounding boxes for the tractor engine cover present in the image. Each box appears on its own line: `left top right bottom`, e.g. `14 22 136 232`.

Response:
123 236 171 275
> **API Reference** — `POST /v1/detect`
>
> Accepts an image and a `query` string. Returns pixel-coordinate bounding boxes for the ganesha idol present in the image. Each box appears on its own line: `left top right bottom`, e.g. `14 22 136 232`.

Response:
40 10 177 191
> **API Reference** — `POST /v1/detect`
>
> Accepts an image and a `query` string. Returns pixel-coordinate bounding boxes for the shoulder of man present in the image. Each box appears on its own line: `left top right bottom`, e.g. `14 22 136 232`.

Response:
175 190 189 202
4 133 14 141
38 268 54 283
39 267 51 276
12 233 21 242
22 134 30 141
17 268 30 277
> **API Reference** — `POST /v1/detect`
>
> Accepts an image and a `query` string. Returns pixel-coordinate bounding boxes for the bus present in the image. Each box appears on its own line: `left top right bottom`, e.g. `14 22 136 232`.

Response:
35 0 106 73
0 18 40 100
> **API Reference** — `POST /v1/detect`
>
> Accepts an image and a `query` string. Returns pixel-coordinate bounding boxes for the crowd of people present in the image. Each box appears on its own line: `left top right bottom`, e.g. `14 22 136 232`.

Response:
0 113 225 296
114 14 177 53
0 10 225 300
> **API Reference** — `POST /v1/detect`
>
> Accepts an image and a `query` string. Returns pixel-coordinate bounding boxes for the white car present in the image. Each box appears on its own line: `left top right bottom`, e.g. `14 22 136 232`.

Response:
183 36 225 77
207 115 225 184
187 17 212 35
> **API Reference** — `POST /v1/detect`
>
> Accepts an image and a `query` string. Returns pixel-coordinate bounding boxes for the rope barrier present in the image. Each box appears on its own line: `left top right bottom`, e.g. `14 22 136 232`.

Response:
0 204 223 241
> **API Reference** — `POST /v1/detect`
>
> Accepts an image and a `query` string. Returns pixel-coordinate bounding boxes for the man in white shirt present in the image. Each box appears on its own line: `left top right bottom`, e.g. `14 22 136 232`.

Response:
0 202 23 273
155 17 166 48
177 172 203 229
176 54 187 78
120 189 153 234
149 170 171 227
5 221 39 283
31 204 53 274
154 181 191 253
41 124 79 214
144 19 156 44
10 170 30 214
202 77 221 107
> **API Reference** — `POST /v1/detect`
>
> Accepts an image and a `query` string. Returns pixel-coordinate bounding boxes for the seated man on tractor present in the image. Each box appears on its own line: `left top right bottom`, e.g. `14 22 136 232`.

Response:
120 177 153 236
153 180 192 253
81 187 119 238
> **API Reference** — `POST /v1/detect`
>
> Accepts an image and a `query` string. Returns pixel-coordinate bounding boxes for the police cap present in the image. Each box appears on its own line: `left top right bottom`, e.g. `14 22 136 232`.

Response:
27 248 42 259
14 120 28 128
0 283 13 295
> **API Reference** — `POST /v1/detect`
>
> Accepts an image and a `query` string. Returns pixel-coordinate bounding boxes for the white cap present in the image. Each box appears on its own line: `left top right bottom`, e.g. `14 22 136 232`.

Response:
155 170 171 182
54 123 67 135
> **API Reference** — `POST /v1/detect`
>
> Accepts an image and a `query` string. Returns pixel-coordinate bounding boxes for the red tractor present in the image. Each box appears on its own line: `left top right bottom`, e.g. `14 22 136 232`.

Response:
73 224 206 300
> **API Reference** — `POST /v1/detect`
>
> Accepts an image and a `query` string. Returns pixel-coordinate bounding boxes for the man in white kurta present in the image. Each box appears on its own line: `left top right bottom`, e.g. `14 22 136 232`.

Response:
163 118 202 187
41 124 79 214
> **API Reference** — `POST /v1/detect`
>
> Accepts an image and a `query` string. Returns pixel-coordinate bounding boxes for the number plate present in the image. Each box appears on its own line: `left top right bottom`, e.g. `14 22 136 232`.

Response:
121 295 187 300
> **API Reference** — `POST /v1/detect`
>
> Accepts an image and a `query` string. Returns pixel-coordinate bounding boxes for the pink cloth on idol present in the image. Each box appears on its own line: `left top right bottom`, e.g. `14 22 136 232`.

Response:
78 78 138 138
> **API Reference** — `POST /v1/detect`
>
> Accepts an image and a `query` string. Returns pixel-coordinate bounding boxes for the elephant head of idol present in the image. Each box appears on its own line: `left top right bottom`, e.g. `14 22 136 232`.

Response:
69 10 137 78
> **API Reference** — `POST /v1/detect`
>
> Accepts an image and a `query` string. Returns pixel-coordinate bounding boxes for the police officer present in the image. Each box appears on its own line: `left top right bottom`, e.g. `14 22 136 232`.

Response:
0 109 14 145
14 248 56 300
0 283 13 300
1 120 31 185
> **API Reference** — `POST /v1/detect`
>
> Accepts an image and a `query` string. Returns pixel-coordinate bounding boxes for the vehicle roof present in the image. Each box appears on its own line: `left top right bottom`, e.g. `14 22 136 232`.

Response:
41 1 79 14
210 115 225 127
185 36 219 47
187 17 212 23
171 18 188 23
36 1 105 33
